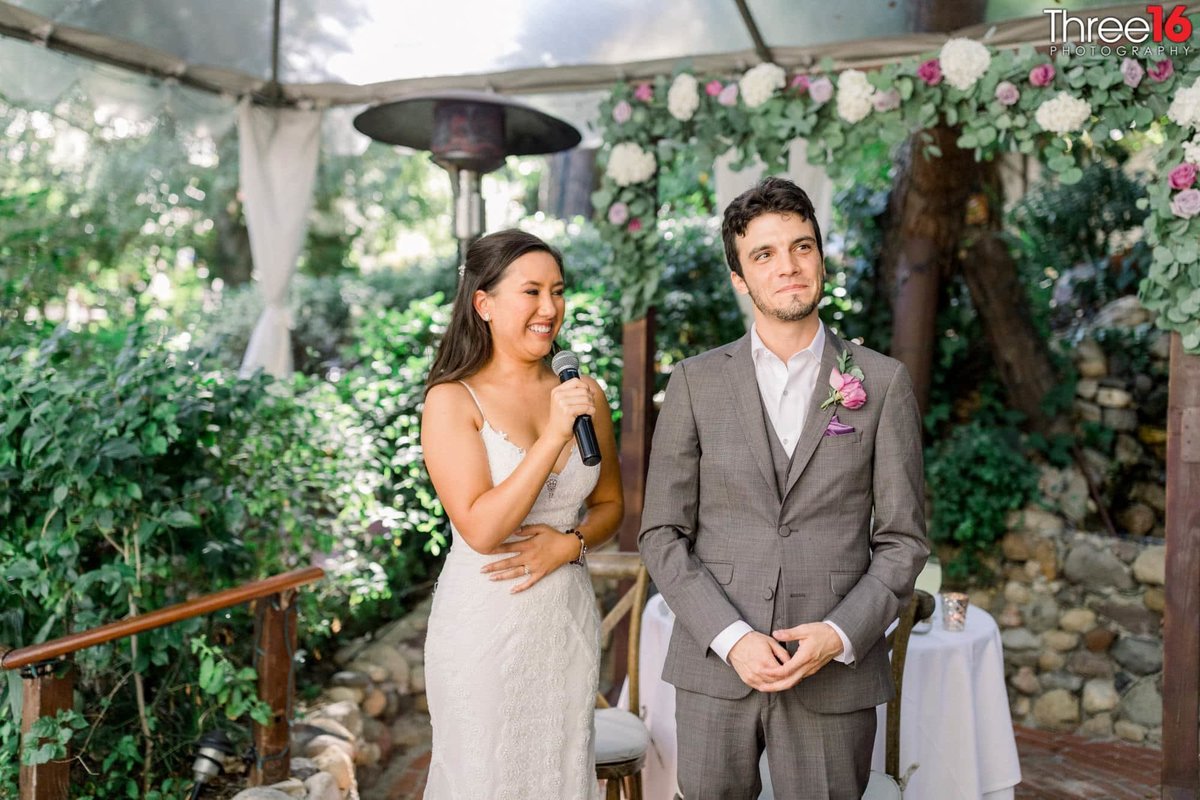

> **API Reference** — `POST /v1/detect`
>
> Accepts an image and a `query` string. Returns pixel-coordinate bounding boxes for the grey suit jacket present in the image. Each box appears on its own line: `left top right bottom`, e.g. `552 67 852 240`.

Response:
638 329 929 712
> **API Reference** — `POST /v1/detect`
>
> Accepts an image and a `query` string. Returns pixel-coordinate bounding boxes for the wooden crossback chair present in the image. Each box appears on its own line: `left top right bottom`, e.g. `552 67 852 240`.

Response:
864 589 935 799
588 551 652 800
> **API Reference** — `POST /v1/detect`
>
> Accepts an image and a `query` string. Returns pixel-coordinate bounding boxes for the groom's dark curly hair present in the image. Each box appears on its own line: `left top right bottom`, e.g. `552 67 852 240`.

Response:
721 176 824 278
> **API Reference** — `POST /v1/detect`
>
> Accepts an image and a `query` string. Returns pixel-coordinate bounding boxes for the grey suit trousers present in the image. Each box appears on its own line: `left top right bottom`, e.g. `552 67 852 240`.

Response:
675 588 875 800
675 685 875 800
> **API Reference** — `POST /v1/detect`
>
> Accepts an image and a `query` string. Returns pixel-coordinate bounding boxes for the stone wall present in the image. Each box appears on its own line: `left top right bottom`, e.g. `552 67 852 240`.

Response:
1064 296 1169 539
970 295 1169 746
230 596 432 800
977 512 1166 745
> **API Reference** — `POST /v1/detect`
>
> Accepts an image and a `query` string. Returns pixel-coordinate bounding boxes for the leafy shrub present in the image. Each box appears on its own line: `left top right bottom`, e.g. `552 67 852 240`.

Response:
189 262 457 376
1011 158 1149 324
925 420 1039 582
0 325 386 796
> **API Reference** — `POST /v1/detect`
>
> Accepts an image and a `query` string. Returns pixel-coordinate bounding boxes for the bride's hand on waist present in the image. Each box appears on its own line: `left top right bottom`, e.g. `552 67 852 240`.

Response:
480 524 579 593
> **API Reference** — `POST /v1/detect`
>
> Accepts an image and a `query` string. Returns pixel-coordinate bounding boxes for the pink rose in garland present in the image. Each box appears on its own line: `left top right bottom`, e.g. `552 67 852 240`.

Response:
808 76 834 104
994 81 1020 106
633 82 654 102
873 88 901 113
627 217 644 233
1171 188 1200 219
1029 63 1056 87
717 83 739 106
612 100 632 124
607 202 629 226
1170 163 1197 191
1148 59 1174 83
1121 58 1145 88
917 59 942 86
705 80 723 97
790 74 811 92
821 351 867 411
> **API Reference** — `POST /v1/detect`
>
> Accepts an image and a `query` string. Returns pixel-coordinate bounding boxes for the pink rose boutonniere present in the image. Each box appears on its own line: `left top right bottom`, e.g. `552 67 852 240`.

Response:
821 351 867 411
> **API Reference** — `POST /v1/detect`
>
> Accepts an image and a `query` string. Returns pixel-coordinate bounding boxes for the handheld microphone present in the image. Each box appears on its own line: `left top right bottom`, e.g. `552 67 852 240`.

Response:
551 350 602 467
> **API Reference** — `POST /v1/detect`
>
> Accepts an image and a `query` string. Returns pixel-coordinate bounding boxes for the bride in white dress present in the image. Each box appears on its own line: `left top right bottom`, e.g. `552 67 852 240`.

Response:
420 230 624 799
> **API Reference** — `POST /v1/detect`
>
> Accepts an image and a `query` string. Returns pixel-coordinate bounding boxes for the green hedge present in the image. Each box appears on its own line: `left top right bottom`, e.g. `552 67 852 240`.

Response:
0 328 386 797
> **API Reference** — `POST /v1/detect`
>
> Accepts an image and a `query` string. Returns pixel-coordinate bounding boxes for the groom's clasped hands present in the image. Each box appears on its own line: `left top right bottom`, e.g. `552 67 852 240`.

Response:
727 622 845 692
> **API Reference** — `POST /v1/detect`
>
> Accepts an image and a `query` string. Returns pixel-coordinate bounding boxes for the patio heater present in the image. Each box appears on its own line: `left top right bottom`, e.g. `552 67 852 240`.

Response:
353 91 582 263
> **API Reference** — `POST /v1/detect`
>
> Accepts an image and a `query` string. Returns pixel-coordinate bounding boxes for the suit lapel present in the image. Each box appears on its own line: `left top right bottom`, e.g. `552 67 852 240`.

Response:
782 332 847 501
723 335 780 502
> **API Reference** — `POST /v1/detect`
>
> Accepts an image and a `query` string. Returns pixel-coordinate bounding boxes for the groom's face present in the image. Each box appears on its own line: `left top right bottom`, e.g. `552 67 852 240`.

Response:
730 212 825 323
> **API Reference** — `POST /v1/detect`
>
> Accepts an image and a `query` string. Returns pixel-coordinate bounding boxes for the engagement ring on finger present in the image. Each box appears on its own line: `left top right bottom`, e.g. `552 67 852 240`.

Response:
523 565 530 576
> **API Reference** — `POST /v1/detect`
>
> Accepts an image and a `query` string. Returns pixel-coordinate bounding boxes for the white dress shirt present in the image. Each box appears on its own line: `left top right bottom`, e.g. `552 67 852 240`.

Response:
709 322 856 666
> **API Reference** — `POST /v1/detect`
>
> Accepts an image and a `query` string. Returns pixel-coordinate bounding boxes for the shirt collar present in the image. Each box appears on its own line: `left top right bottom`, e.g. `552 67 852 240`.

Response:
750 321 825 365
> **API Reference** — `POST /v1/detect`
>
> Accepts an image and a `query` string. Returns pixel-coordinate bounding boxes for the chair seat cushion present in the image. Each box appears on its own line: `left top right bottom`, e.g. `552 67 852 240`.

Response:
862 770 903 800
594 708 650 765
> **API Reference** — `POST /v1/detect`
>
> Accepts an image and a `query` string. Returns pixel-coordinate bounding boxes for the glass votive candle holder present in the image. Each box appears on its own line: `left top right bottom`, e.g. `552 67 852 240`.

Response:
941 592 969 632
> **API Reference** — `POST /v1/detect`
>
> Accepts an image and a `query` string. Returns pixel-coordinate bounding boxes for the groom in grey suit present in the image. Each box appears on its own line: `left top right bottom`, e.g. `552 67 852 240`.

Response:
638 177 928 799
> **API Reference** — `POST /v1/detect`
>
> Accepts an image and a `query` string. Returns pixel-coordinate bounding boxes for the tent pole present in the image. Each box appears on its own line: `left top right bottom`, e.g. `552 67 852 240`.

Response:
731 0 772 64
271 0 282 86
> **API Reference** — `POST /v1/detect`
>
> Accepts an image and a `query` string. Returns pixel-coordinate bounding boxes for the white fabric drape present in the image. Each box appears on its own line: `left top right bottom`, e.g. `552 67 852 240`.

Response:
714 139 835 330
237 101 322 379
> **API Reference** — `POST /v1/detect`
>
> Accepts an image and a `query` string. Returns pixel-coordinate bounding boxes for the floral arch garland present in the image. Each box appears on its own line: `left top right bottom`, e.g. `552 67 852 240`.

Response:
592 39 1200 354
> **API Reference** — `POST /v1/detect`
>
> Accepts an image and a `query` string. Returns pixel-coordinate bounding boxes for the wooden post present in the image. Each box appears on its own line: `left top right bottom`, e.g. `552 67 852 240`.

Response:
19 661 73 800
618 310 657 553
251 591 297 786
1163 333 1200 799
611 310 656 701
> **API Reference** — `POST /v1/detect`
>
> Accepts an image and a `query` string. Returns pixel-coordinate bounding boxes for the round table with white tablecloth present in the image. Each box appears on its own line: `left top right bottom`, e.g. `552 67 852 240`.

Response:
622 593 1021 800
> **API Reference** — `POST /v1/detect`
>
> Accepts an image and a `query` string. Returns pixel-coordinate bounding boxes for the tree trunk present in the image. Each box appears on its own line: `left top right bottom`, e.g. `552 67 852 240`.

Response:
211 130 253 286
543 147 598 220
883 127 980 413
959 232 1060 432
882 0 988 413
884 0 1061 431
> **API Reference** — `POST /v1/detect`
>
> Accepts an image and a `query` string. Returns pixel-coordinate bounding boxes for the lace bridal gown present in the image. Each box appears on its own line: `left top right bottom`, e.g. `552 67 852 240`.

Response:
424 384 601 799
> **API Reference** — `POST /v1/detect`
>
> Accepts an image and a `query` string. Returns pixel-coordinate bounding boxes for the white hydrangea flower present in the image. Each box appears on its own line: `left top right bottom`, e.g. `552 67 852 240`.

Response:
836 69 875 124
739 63 786 108
1034 92 1092 134
605 142 657 186
1183 135 1200 166
667 73 700 121
1168 79 1200 129
939 38 992 91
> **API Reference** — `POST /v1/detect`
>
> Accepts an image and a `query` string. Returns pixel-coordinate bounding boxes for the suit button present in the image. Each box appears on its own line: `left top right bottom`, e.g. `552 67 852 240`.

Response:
778 525 792 538
764 587 775 601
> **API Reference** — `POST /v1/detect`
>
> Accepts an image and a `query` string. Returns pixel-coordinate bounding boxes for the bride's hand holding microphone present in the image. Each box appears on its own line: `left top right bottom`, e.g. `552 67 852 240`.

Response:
482 377 595 593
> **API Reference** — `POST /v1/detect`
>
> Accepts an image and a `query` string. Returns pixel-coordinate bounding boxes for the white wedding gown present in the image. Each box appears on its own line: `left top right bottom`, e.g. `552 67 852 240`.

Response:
424 384 602 799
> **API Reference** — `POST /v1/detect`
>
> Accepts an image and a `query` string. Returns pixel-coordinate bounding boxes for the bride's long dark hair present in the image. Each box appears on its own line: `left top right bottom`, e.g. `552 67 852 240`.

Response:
425 229 565 394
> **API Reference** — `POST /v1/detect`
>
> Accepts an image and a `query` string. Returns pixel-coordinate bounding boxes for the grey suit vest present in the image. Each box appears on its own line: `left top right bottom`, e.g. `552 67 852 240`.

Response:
760 390 797 500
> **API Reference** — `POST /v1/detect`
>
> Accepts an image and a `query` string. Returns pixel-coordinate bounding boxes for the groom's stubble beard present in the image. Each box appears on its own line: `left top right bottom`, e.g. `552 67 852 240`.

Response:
746 267 826 323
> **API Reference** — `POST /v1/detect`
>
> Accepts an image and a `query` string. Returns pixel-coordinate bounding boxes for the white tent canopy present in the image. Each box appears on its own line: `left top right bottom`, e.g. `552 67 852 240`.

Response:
1 0 1130 128
0 0 1135 376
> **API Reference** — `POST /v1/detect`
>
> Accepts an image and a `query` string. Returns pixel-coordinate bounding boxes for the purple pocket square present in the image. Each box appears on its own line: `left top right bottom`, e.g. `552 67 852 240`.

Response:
823 414 855 437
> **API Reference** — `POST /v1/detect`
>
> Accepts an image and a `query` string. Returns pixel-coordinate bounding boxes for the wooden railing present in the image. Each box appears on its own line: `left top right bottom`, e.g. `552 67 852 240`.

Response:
0 566 325 800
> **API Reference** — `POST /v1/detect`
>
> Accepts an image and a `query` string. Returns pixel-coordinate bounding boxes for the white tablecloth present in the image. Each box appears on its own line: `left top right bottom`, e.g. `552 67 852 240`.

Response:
621 593 1021 800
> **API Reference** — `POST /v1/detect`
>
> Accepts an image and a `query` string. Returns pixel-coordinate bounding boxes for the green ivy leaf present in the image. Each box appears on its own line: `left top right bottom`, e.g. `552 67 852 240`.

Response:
163 509 198 529
1059 167 1084 185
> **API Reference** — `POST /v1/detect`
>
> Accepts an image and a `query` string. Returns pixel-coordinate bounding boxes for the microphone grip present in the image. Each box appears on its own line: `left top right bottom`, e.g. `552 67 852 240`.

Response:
573 415 602 467
559 366 601 466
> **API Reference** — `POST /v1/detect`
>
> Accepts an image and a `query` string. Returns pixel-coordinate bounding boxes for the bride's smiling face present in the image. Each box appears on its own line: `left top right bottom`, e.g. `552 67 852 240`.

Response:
474 251 565 360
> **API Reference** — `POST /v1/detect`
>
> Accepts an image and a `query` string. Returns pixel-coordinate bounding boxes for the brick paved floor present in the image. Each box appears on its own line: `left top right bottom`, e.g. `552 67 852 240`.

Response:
1014 725 1161 800
368 718 1164 799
